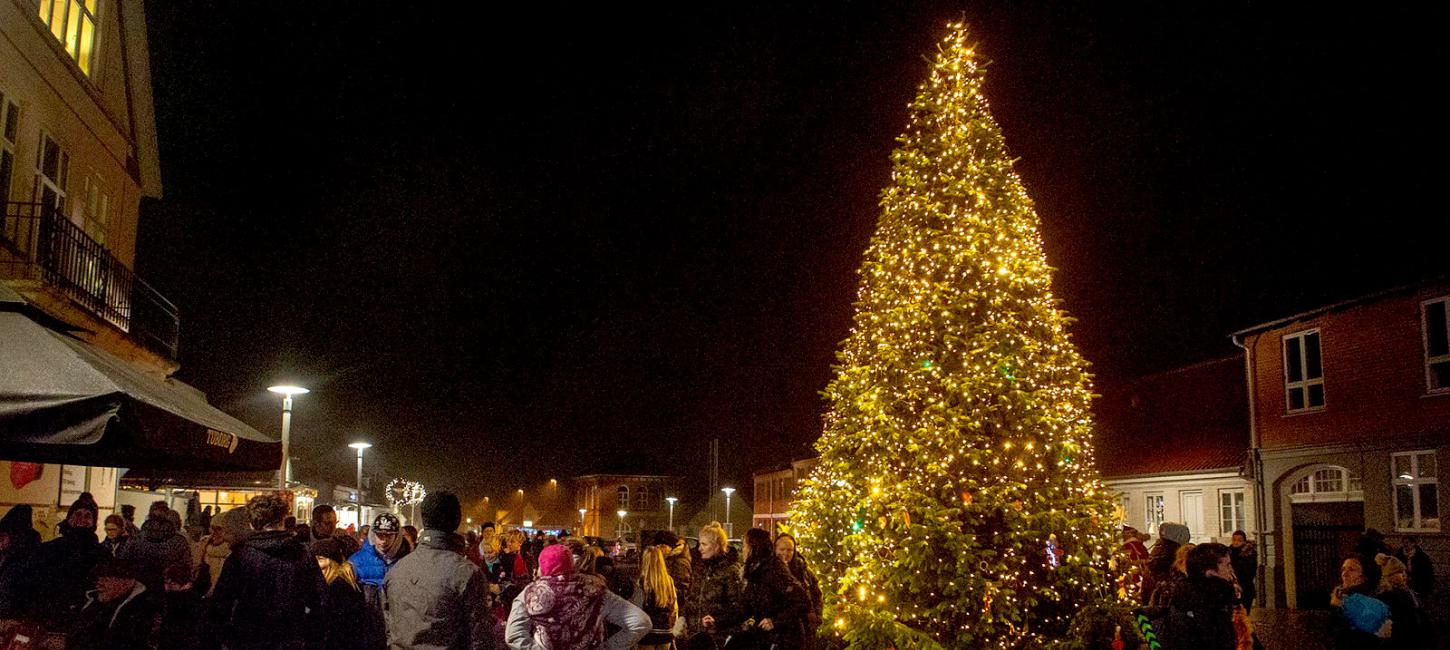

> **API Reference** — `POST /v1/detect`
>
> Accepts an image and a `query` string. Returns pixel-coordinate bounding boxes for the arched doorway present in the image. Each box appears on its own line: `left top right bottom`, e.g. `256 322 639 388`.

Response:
1285 464 1363 609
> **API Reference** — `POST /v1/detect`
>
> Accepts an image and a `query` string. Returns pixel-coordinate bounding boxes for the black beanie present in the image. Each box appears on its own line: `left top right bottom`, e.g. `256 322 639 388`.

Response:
420 491 462 532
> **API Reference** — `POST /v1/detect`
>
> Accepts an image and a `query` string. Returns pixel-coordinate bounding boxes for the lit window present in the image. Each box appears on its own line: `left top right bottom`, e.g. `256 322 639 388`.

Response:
1219 490 1246 536
1289 466 1360 501
1283 330 1325 412
36 0 99 76
1145 494 1165 536
1313 468 1344 493
1393 451 1439 532
1423 298 1450 392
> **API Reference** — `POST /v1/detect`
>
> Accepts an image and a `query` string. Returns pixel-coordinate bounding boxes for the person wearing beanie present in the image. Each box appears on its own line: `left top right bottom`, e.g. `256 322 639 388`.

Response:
505 544 650 650
0 494 107 624
1142 523 1189 605
119 503 193 591
201 494 324 650
1374 553 1427 649
384 491 499 649
69 557 161 650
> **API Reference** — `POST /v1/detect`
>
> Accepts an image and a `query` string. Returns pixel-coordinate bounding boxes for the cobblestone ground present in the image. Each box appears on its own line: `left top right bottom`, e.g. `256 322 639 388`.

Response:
1251 601 1450 650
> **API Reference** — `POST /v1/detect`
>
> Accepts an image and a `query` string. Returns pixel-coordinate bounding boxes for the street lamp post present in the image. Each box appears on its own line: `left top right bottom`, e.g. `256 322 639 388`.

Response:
721 487 735 537
665 497 677 532
579 508 587 534
617 510 627 538
349 442 372 505
267 385 309 492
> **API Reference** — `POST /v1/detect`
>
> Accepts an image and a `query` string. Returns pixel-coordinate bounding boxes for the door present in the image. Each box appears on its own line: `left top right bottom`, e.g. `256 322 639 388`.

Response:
1180 491 1205 543
1292 501 1364 609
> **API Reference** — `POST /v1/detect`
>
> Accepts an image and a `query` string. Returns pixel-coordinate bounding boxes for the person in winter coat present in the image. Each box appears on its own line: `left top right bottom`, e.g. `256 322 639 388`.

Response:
1331 556 1392 649
492 529 531 605
685 522 744 646
0 505 41 599
119 502 194 591
384 491 498 650
630 546 680 649
504 543 650 650
1228 531 1257 612
1394 536 1435 599
1160 543 1238 650
201 493 325 650
715 528 810 650
774 533 823 642
653 530 693 611
315 538 367 650
157 560 206 650
1374 554 1427 650
100 514 131 557
1143 522 1189 605
194 521 231 597
67 557 160 650
1146 543 1195 629
351 512 409 649
1 494 108 625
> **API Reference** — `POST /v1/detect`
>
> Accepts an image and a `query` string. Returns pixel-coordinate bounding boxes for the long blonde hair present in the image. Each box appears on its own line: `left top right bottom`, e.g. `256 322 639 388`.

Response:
639 545 676 611
1172 543 1196 575
318 556 359 590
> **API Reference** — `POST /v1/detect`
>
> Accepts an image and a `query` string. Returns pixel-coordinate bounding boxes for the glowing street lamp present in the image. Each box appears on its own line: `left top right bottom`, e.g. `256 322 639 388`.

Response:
666 496 678 532
267 385 309 492
617 509 627 537
349 442 372 504
579 508 587 533
722 487 736 537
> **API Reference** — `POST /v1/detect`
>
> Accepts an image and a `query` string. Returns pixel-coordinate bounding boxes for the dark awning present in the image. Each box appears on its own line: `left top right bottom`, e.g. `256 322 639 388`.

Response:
0 285 279 471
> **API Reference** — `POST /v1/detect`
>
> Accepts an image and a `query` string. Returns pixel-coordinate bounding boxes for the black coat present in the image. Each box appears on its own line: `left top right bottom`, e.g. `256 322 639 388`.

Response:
11 525 107 625
201 529 325 650
323 578 368 650
1161 575 1237 650
68 584 162 650
722 557 810 650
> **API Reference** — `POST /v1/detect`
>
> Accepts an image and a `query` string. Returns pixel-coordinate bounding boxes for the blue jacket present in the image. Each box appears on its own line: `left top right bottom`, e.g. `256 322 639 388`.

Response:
351 538 388 587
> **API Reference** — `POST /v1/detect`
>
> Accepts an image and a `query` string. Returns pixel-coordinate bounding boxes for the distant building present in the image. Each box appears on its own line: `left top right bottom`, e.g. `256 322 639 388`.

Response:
574 473 683 538
751 457 818 536
1232 278 1450 609
1095 357 1256 550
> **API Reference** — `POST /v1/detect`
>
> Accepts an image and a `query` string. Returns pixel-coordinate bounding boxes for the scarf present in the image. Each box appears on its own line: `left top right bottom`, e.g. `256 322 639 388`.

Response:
521 573 608 650
368 528 407 563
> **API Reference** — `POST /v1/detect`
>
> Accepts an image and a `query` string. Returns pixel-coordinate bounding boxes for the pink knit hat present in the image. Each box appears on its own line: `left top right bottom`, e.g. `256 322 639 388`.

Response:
538 544 575 577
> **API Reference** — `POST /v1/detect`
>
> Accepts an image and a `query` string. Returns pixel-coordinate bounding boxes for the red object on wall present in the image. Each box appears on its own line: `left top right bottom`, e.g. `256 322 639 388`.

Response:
9 462 43 490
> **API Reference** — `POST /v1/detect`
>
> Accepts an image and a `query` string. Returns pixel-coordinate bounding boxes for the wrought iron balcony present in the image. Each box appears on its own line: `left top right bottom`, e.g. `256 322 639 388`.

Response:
0 201 178 358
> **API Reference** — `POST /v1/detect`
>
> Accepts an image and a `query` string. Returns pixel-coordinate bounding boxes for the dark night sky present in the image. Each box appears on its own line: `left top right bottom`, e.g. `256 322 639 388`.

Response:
134 2 1449 504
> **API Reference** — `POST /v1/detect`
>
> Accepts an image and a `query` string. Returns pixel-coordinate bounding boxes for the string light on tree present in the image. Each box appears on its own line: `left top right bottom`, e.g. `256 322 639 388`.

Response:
790 22 1118 649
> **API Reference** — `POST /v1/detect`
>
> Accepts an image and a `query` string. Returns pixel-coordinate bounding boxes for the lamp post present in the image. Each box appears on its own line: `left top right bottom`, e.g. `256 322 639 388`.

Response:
267 385 309 492
579 508 587 534
666 496 678 532
349 442 372 505
617 509 627 538
721 487 735 537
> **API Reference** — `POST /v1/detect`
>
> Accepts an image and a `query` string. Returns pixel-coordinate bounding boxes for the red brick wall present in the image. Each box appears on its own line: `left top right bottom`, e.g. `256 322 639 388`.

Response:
1249 283 1450 449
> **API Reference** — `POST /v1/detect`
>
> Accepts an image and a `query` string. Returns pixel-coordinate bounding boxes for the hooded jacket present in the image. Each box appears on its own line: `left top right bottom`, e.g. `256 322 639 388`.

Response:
4 523 107 624
68 582 161 650
721 556 810 650
504 561 650 650
201 529 325 650
784 554 823 635
383 529 497 650
119 516 193 590
1161 574 1238 650
685 553 744 638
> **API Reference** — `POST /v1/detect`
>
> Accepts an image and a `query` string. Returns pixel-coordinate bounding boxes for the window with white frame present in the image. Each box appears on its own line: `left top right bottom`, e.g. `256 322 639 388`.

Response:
1424 298 1450 392
1289 466 1362 501
616 485 628 510
0 92 18 201
1283 330 1325 412
34 132 68 213
1119 494 1131 525
1145 493 1165 536
36 0 100 76
1393 451 1439 531
1219 489 1246 536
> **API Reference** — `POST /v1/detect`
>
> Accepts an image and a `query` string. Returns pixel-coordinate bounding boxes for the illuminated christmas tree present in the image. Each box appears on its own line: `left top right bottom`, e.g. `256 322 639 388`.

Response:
791 23 1118 649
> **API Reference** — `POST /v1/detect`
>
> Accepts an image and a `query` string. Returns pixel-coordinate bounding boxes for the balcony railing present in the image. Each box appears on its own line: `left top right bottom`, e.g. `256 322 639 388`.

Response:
0 201 179 358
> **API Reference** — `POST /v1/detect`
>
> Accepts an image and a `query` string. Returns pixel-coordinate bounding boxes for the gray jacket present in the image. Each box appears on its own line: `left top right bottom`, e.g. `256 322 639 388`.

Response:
503 584 650 650
384 529 497 650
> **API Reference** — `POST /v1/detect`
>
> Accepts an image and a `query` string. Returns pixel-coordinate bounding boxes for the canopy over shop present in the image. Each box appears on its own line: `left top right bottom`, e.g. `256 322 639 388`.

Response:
0 284 280 471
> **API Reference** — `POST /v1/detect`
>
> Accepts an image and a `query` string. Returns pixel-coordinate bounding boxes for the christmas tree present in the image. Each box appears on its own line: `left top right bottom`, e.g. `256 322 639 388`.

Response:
791 23 1118 649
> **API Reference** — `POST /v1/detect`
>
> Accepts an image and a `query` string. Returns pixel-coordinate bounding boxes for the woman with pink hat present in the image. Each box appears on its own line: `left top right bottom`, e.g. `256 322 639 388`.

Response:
503 543 650 649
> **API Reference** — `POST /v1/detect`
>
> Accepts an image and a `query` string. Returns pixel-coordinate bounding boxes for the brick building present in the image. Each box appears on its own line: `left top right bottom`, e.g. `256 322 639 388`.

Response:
574 473 683 539
1232 278 1450 609
751 456 818 536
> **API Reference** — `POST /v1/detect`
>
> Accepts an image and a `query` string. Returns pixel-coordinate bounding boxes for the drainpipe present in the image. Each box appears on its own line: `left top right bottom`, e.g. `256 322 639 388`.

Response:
1232 332 1270 609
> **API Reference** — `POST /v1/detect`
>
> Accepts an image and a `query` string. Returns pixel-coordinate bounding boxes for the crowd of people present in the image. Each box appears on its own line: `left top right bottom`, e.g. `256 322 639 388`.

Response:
0 492 826 649
1118 522 1438 650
